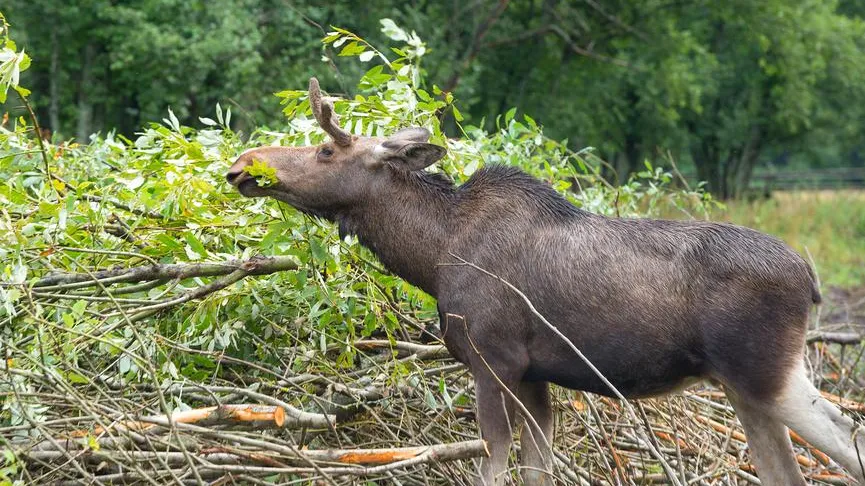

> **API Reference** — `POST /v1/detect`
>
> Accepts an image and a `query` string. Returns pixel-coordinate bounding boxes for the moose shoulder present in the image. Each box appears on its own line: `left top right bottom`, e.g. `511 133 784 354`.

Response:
227 77 865 486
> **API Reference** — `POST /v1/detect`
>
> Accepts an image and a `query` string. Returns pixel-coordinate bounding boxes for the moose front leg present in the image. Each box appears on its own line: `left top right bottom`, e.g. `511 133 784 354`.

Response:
474 371 519 486
517 381 554 485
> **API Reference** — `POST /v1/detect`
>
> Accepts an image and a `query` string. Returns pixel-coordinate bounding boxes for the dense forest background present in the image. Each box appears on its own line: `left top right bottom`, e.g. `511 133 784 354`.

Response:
3 0 865 197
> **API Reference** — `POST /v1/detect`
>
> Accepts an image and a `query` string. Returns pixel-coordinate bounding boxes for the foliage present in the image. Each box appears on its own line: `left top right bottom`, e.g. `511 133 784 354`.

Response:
466 0 865 197
0 19 714 480
0 12 30 103
2 1 865 197
242 158 279 187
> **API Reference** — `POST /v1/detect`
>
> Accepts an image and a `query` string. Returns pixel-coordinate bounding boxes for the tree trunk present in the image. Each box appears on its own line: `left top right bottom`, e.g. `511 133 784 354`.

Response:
724 125 764 199
621 129 641 184
49 27 60 137
694 132 763 200
76 43 95 142
694 136 725 198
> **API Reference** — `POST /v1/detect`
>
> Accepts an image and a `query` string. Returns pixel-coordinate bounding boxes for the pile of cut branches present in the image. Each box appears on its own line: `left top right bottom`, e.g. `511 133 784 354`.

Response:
3 17 864 485
3 255 864 485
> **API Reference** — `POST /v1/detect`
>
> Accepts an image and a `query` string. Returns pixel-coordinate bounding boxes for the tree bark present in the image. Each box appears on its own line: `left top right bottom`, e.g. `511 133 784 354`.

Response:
733 123 766 198
49 27 61 136
76 43 95 142
693 135 722 197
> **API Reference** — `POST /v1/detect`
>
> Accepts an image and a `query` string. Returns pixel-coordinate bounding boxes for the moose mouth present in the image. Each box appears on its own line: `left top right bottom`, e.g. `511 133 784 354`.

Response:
236 178 267 197
234 178 321 216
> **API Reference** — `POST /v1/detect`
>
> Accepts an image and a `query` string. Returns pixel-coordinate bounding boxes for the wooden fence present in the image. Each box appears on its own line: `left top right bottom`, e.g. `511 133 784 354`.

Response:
751 167 865 191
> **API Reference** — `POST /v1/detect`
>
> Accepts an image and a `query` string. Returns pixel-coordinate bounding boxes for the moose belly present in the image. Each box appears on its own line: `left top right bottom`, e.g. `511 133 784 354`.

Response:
522 335 707 398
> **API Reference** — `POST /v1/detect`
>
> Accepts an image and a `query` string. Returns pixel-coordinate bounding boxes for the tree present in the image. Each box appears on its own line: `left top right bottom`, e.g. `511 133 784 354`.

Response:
446 0 865 196
3 0 865 196
2 0 331 137
678 0 865 197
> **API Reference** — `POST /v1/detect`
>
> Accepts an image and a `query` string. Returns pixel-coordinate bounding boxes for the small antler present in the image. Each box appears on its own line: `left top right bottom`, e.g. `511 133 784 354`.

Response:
308 78 353 147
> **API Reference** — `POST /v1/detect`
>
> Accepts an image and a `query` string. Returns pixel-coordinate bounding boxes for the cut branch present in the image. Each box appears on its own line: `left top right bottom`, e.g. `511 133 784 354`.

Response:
80 194 164 220
693 413 827 470
60 404 287 440
29 255 299 290
807 331 863 345
297 439 488 466
21 440 488 472
352 340 449 360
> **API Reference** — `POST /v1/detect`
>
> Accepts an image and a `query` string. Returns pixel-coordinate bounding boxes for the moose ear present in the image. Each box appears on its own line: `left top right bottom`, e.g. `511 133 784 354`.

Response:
372 128 446 171
388 127 432 143
396 143 447 171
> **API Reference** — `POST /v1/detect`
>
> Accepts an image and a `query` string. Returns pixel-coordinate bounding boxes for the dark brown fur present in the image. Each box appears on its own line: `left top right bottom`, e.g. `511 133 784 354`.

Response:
226 79 822 486
337 165 817 401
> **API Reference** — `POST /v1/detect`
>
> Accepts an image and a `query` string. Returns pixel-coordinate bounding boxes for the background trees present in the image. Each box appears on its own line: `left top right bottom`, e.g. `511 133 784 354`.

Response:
2 0 865 197
4 8 865 485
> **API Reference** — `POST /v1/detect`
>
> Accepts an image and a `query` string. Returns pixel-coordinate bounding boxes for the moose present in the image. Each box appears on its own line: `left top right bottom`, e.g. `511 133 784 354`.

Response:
227 78 865 485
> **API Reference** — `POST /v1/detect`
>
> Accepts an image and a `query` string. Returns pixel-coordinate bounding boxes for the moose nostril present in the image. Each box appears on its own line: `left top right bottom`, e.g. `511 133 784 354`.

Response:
226 171 242 183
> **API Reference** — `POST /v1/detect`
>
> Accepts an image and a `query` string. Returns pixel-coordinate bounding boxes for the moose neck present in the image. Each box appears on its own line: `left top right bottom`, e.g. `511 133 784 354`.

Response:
337 171 455 297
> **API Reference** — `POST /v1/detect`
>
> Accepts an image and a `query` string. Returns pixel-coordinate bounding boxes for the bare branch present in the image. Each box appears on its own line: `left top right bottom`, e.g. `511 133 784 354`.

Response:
352 340 449 360
807 330 863 345
23 440 488 478
28 255 298 290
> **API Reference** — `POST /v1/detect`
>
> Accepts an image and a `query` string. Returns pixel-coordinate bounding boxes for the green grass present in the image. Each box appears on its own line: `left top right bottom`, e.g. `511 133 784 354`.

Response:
714 190 865 289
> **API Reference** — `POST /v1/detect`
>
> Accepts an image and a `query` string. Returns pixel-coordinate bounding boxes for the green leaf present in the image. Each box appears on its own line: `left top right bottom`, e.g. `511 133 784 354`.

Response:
183 232 207 257
452 105 464 122
309 239 327 263
424 388 438 410
505 107 517 123
242 159 278 187
66 371 90 385
380 19 408 42
72 299 87 317
153 234 183 252
339 41 366 57
184 244 202 261
118 356 131 374
439 377 453 409
86 434 100 451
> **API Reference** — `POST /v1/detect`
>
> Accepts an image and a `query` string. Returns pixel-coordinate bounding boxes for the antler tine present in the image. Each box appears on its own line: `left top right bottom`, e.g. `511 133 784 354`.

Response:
308 77 353 147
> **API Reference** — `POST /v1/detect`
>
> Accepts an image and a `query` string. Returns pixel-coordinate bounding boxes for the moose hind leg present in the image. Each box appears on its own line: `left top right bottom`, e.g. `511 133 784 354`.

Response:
517 381 554 486
773 365 865 483
726 388 807 486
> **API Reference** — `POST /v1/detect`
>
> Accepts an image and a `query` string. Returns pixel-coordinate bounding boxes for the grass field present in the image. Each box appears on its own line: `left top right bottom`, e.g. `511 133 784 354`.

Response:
715 190 865 290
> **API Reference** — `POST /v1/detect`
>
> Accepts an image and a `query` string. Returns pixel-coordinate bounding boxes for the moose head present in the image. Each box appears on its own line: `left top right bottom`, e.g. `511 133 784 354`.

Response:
226 78 446 219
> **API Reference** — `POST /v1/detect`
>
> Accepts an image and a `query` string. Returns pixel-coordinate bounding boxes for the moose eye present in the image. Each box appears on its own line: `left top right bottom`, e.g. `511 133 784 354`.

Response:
318 147 334 160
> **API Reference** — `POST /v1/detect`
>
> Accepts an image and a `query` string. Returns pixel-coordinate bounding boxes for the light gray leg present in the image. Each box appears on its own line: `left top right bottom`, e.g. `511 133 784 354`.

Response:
773 364 865 484
517 381 554 486
726 388 807 486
